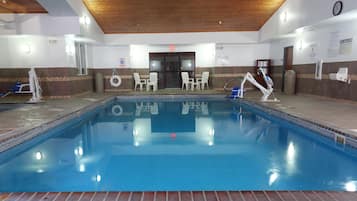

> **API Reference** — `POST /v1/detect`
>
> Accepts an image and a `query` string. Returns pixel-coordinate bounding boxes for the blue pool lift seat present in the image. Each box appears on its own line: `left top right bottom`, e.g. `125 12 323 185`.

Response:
229 87 241 99
0 81 32 98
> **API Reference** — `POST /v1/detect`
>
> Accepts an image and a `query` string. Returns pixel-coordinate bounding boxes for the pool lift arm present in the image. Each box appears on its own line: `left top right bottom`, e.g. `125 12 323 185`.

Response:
238 68 279 102
28 67 42 103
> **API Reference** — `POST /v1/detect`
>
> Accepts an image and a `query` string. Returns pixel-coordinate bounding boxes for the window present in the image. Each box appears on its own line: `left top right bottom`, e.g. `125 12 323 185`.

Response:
75 42 87 75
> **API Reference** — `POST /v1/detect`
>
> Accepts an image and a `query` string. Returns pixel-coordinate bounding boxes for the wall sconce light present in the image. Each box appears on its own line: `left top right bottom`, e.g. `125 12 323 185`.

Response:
79 16 91 26
22 44 32 55
280 11 288 23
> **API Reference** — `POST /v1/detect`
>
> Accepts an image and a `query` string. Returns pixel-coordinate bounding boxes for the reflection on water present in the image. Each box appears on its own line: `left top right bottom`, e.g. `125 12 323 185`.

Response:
0 100 356 192
345 180 357 192
129 101 215 146
286 142 297 174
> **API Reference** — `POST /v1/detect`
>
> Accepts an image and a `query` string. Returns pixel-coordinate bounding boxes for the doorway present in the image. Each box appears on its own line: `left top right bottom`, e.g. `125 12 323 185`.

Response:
282 46 293 92
149 52 195 89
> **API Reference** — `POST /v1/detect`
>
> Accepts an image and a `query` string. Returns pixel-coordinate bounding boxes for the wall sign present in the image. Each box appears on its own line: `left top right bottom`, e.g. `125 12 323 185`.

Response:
119 58 126 67
339 38 353 55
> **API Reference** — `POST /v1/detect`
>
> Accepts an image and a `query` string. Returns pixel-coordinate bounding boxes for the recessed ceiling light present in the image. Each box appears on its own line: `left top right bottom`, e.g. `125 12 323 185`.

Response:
218 20 223 25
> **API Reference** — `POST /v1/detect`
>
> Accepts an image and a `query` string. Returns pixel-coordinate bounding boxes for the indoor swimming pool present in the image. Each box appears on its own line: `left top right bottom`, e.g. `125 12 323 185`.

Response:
0 98 356 192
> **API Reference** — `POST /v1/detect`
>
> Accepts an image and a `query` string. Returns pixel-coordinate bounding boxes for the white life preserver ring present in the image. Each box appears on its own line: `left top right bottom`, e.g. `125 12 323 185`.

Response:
112 105 123 116
110 75 122 87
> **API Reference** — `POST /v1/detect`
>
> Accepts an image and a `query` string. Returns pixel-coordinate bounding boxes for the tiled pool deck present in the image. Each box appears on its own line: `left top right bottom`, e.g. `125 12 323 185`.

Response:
1 91 357 199
1 191 357 201
243 92 357 139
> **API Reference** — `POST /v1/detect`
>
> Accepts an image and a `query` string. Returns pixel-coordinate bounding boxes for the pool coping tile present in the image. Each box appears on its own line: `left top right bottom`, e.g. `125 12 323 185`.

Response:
2 191 357 201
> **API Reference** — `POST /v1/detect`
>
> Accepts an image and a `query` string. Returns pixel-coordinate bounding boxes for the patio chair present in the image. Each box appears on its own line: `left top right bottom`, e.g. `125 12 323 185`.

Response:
133 73 146 91
201 72 210 90
181 72 193 90
146 72 158 91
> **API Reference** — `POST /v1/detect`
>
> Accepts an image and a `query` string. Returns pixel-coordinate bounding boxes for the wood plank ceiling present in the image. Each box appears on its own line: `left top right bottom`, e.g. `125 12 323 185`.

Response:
83 0 285 34
0 0 47 13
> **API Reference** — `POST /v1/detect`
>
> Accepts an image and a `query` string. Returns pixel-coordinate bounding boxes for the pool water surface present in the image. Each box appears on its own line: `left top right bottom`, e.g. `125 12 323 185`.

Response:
0 99 356 192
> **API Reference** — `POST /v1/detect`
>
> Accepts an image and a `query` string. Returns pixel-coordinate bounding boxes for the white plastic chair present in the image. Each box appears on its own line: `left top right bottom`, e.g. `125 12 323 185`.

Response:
201 102 209 115
133 73 146 91
181 72 193 90
191 79 200 91
150 102 159 115
146 72 158 91
135 102 144 116
201 72 210 90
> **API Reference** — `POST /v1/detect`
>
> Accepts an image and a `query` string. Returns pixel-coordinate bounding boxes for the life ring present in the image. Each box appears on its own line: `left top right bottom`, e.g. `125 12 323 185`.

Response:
112 105 123 116
110 75 122 87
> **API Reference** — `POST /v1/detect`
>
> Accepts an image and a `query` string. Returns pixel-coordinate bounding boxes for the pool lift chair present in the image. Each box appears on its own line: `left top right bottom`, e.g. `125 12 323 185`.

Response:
238 68 279 102
1 67 42 103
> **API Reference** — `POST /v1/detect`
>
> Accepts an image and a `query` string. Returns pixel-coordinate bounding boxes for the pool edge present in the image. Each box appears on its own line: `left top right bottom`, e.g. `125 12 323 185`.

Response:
0 96 116 153
1 94 356 154
238 99 357 149
0 191 356 201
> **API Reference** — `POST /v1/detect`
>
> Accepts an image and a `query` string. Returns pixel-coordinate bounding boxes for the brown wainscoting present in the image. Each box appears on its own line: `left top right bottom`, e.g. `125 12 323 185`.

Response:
196 66 255 89
89 68 150 92
90 67 255 91
271 61 357 101
0 68 93 98
271 65 283 90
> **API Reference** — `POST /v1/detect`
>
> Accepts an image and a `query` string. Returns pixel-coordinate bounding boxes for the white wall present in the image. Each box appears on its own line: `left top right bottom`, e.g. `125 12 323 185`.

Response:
270 19 357 66
98 32 265 69
260 0 357 42
91 45 130 68
105 32 260 45
89 44 217 69
0 36 76 68
0 0 104 42
216 43 270 67
0 14 80 36
130 44 216 68
0 14 16 35
66 0 104 43
90 44 218 68
89 43 270 68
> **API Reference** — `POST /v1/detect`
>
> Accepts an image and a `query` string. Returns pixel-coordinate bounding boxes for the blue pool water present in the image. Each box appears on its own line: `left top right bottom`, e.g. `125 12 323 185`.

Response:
0 98 356 192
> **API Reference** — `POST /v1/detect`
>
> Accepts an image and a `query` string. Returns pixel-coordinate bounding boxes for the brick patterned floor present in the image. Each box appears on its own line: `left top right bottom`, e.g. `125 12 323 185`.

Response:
1 191 357 201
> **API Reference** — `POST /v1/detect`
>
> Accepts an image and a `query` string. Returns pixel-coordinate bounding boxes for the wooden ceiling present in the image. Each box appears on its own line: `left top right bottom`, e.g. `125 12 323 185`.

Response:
83 0 285 34
0 0 47 13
